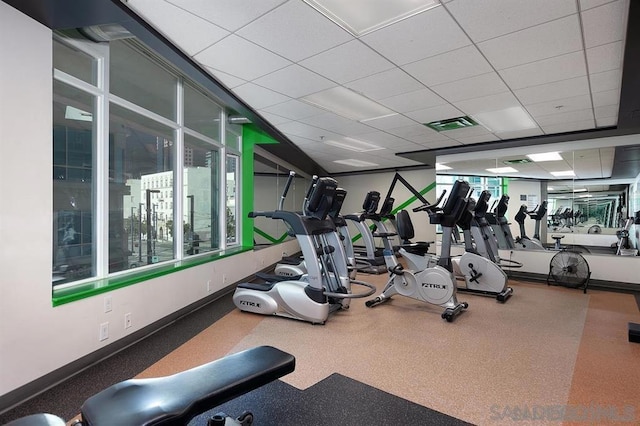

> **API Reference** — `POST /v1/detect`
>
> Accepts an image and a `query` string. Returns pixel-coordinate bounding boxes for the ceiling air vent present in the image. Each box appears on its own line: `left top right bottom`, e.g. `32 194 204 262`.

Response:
424 116 478 132
503 159 532 165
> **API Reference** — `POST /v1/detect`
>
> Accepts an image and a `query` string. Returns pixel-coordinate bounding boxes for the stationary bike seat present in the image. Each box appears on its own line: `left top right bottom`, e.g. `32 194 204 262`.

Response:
81 346 295 425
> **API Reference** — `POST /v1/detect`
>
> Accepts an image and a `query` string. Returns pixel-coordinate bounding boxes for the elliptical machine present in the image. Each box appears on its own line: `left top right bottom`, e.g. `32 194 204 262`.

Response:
366 179 470 322
273 172 316 278
233 176 375 324
343 191 390 274
514 201 547 250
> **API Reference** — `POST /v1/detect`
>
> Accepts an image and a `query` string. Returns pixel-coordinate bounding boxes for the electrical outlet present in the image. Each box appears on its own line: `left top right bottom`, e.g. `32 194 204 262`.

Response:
99 322 109 341
124 313 132 329
207 280 211 292
104 296 112 313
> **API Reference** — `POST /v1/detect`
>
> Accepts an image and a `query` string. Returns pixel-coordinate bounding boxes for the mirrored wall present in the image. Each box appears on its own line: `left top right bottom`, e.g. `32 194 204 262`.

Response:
252 153 311 249
436 137 640 256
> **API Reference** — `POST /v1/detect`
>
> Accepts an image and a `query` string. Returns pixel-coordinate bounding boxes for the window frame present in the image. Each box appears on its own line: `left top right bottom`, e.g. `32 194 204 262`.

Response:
52 34 244 300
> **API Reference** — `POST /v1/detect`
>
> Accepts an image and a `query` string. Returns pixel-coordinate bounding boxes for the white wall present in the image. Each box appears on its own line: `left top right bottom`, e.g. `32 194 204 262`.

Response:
337 169 438 245
0 4 292 399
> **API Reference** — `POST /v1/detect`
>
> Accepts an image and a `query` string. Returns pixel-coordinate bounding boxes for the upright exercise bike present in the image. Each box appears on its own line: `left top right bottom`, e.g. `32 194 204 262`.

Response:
233 177 375 324
366 179 470 322
394 193 513 302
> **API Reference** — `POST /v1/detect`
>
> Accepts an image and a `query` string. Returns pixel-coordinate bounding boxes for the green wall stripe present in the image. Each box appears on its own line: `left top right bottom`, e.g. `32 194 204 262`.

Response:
241 124 281 247
350 180 437 243
254 228 290 244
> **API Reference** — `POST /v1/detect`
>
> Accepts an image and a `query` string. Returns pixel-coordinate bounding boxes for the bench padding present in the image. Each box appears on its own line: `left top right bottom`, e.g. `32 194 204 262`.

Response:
4 414 66 426
81 345 295 425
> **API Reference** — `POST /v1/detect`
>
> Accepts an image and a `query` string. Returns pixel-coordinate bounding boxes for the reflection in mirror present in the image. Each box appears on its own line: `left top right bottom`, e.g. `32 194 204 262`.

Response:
252 154 310 250
436 142 640 256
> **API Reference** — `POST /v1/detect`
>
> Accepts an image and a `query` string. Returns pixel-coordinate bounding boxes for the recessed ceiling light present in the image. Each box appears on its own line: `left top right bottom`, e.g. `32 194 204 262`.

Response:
472 106 537 133
578 194 593 198
573 188 587 192
486 167 518 173
303 0 440 37
526 152 563 162
333 159 379 167
324 137 385 152
435 163 452 170
301 86 394 121
548 187 555 191
550 170 576 177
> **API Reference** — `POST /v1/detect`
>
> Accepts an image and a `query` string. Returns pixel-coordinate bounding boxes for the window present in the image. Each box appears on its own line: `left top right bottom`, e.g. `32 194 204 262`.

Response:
109 40 177 121
52 35 242 289
183 134 220 256
226 154 239 244
52 80 96 282
109 103 175 270
435 174 503 233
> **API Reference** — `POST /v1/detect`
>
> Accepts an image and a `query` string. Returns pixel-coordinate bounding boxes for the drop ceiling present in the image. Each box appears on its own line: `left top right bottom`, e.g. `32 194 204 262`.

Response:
121 0 633 177
8 0 636 179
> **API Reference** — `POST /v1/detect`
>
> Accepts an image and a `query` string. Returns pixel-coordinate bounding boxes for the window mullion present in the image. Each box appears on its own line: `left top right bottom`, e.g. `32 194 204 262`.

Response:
220 110 228 250
96 47 110 277
175 79 184 259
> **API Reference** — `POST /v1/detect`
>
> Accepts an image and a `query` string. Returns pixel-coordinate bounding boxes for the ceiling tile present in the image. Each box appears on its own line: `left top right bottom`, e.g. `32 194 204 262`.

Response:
299 112 375 136
167 0 288 32
477 15 583 70
345 68 425 100
361 114 416 130
206 68 246 89
261 99 327 120
360 6 471 65
454 92 521 115
445 0 577 42
497 128 545 140
299 40 395 84
581 0 628 48
586 41 624 74
536 108 594 126
403 45 493 87
589 69 622 92
419 139 463 149
456 134 502 145
356 131 412 145
595 104 618 119
592 89 619 107
404 103 464 123
541 118 596 133
278 121 342 141
596 116 618 127
237 0 352 62
378 88 446 113
431 72 509 103
385 123 440 139
515 76 589 105
128 0 229 56
195 35 291 81
442 125 494 139
579 0 618 11
499 51 587 89
252 65 335 98
258 111 291 125
232 83 291 109
525 94 593 117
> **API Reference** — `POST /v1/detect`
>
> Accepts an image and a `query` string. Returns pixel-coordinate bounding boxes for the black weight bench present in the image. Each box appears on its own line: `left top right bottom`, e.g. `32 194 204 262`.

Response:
5 346 295 426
